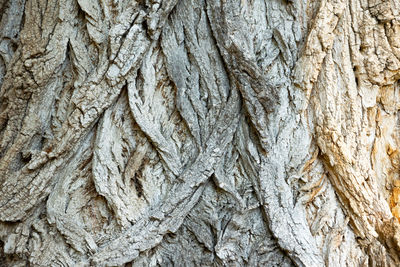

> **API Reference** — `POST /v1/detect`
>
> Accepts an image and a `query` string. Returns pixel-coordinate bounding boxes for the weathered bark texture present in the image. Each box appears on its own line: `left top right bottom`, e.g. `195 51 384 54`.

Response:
1 0 400 266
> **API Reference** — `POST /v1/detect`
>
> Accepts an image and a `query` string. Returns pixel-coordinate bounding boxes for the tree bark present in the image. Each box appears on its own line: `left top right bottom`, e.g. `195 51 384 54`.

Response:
1 0 400 266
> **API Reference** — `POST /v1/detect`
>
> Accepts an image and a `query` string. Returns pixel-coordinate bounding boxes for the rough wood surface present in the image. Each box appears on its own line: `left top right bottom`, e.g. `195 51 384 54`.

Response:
1 0 400 266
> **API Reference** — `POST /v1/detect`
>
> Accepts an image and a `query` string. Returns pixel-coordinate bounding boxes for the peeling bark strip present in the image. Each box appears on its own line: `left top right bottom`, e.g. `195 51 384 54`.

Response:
1 0 400 266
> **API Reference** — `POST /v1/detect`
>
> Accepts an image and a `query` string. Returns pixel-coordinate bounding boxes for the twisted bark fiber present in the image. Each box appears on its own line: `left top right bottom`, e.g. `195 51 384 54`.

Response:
1 0 400 266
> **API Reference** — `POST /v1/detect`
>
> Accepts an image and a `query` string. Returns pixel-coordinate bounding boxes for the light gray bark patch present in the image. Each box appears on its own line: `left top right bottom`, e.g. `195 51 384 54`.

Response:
89 81 241 266
206 0 323 265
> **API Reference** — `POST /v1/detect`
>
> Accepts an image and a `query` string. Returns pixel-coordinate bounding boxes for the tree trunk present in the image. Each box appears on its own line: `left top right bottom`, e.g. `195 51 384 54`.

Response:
1 0 400 266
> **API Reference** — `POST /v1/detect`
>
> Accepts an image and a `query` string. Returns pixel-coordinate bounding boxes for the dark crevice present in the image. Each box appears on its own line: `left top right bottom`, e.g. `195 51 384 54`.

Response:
353 66 359 87
110 12 140 63
141 19 149 35
133 172 143 198
0 0 10 23
76 3 86 24
0 56 5 89
9 151 30 172
0 239 6 266
19 0 27 35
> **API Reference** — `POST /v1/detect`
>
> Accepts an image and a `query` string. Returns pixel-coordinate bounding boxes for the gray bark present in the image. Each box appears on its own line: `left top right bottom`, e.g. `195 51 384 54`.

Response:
1 0 400 266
